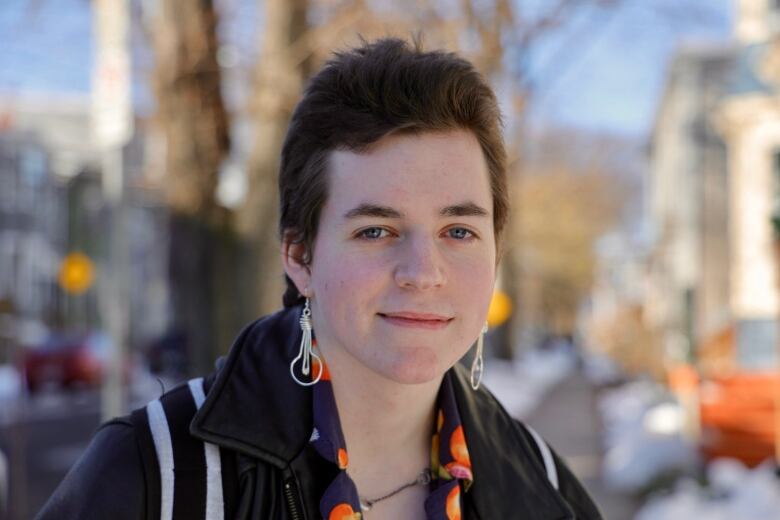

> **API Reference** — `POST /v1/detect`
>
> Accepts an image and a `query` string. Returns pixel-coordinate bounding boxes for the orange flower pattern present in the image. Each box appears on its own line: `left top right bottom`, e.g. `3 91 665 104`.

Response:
446 486 461 520
310 345 331 381
337 448 349 469
309 336 472 519
329 503 362 520
427 375 473 517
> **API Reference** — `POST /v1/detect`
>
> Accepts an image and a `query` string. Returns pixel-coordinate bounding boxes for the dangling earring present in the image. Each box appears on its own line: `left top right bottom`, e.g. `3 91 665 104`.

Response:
470 323 488 390
290 298 323 386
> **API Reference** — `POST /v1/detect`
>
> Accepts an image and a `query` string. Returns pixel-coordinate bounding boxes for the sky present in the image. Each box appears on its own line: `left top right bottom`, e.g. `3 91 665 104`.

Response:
0 0 733 138
0 0 92 93
524 0 733 136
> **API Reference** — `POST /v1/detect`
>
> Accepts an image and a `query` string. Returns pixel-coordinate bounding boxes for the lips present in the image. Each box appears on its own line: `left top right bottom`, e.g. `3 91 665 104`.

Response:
378 311 453 330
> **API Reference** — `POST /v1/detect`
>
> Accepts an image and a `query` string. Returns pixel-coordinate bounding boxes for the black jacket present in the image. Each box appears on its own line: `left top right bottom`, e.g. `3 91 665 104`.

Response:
38 306 603 519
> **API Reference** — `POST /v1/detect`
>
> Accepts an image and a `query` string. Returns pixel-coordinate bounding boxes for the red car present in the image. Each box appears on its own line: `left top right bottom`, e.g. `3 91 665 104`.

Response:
22 332 115 392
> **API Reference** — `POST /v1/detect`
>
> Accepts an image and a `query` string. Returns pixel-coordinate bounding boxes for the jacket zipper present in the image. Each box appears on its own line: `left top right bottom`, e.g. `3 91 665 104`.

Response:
284 478 304 520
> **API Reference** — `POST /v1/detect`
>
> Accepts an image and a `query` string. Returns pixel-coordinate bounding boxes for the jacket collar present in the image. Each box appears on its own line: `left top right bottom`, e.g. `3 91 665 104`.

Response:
191 306 313 468
191 305 574 519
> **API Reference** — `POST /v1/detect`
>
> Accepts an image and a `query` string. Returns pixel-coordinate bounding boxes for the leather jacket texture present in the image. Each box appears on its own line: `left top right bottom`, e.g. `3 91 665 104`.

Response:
37 305 603 519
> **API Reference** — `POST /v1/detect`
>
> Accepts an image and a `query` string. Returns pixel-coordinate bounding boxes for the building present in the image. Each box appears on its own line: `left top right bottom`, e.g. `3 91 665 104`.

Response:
646 42 734 369
0 130 63 327
0 93 170 352
712 0 780 368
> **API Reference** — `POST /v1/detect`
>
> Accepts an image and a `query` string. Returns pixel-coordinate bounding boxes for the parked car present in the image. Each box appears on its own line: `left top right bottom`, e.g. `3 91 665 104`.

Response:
22 331 126 392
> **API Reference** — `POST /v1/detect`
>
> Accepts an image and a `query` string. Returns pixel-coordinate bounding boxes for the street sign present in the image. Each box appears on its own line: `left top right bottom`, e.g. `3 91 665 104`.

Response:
58 252 95 295
487 290 512 327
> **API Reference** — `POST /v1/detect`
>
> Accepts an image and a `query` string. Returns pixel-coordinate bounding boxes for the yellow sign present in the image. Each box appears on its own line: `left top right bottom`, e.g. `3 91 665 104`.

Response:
487 290 512 327
59 252 95 295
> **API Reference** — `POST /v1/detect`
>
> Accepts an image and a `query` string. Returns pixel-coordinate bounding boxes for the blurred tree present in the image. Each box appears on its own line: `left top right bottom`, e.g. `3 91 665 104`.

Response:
589 304 665 380
513 129 636 336
148 0 233 374
235 0 310 318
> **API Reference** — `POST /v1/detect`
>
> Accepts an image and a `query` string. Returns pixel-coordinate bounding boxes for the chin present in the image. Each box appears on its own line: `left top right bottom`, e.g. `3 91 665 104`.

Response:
376 348 449 385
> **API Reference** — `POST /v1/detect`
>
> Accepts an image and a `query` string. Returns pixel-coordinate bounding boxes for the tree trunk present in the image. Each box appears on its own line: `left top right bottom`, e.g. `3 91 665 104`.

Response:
235 0 309 320
150 0 232 374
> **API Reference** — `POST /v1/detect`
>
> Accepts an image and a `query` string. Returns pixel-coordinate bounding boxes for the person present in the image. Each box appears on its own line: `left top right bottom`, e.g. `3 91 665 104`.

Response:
38 37 602 520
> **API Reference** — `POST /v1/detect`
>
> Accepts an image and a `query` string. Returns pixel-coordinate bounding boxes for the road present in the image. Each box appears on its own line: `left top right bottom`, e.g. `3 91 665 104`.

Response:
1 390 102 519
0 375 170 519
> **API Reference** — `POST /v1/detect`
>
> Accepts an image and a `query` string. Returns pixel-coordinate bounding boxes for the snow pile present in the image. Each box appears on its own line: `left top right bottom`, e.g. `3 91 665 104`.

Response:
600 379 698 491
0 364 21 423
582 353 625 386
483 345 577 419
635 459 780 520
0 364 21 399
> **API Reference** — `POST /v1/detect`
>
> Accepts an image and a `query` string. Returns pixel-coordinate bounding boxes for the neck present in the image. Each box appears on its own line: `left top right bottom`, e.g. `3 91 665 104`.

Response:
319 342 442 494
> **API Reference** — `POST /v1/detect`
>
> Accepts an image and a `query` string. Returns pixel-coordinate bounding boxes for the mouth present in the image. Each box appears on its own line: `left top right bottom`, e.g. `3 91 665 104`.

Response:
377 312 454 330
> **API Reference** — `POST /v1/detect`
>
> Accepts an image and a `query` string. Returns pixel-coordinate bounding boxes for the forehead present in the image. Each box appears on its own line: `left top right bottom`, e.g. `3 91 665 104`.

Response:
325 130 491 214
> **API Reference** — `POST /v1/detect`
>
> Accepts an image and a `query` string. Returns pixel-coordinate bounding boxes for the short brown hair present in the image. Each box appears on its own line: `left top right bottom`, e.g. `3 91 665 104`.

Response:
279 38 508 306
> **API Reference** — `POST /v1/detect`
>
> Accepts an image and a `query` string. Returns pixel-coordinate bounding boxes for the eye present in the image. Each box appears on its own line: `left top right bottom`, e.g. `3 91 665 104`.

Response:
356 227 392 240
446 227 475 240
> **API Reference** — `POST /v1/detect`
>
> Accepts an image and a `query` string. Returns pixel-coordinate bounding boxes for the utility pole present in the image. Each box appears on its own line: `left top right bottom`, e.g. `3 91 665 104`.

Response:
92 0 133 421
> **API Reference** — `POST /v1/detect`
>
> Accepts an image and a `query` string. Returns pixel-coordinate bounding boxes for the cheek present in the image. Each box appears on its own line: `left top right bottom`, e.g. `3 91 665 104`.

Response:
312 253 389 308
453 255 496 302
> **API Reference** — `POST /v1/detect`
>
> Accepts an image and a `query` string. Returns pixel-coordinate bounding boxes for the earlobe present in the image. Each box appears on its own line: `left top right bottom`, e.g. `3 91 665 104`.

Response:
280 238 312 296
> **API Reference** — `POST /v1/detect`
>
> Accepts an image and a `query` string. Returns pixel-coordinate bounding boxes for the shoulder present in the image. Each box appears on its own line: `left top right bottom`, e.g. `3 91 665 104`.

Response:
37 376 219 520
513 419 604 520
450 365 602 518
36 418 146 520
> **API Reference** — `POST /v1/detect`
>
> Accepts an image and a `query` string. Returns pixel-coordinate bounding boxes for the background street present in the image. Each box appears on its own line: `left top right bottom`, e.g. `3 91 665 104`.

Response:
0 376 167 519
527 370 640 520
1 390 102 518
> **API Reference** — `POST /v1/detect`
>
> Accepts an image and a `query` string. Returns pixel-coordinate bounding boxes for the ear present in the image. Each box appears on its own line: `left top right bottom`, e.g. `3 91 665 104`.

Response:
281 235 312 297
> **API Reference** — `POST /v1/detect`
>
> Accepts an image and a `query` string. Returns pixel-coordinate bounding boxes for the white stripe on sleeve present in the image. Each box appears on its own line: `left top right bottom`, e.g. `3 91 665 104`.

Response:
188 377 224 520
147 399 174 520
525 425 559 490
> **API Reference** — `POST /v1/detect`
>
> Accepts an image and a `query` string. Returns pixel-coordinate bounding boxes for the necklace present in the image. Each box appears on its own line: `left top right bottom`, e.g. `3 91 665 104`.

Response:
359 468 433 511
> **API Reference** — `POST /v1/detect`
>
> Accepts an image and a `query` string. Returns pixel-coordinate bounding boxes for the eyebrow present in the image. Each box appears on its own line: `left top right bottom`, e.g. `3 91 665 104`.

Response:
343 202 490 219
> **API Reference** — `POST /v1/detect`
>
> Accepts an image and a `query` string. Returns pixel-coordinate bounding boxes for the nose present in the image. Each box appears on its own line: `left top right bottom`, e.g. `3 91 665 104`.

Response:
393 235 445 290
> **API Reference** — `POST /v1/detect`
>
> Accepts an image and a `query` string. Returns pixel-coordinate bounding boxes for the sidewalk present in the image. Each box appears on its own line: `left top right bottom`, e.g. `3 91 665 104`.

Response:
525 369 640 520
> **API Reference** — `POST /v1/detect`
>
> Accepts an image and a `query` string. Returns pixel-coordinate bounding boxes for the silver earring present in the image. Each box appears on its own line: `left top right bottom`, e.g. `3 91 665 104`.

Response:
290 298 323 386
470 323 488 390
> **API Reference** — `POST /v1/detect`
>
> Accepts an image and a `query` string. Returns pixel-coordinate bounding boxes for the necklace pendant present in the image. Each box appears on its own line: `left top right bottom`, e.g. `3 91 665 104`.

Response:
360 500 373 511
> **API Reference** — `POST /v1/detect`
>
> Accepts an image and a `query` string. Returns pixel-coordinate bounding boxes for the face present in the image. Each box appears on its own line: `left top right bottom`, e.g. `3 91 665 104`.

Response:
284 129 497 385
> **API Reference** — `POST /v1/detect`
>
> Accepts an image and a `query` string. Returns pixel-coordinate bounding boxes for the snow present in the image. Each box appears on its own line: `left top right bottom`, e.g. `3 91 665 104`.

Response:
0 364 21 399
482 345 577 419
0 364 22 424
636 460 780 520
582 353 625 386
597 375 780 519
599 379 699 492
